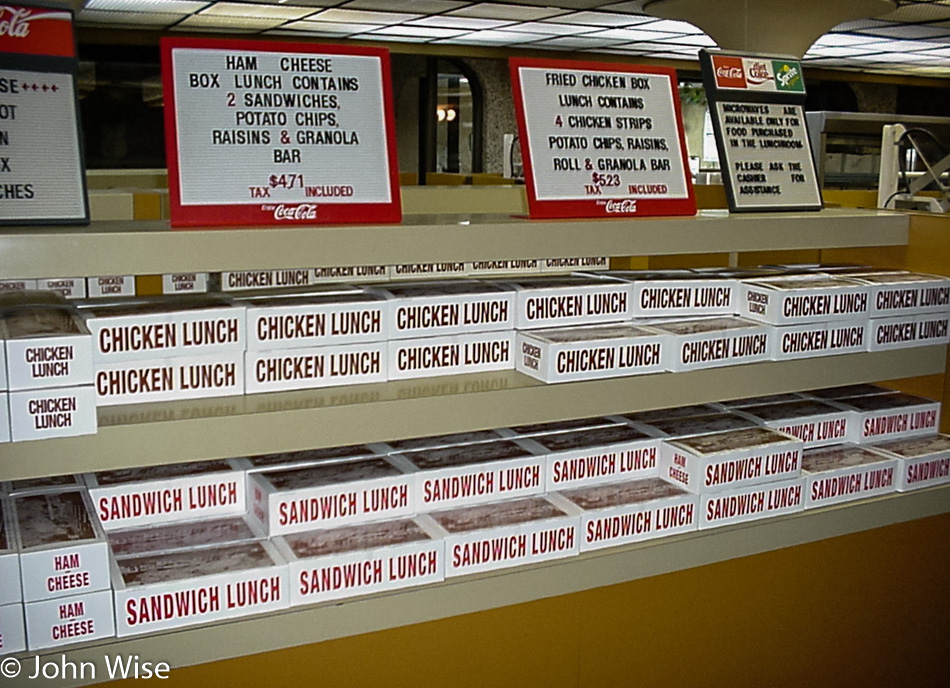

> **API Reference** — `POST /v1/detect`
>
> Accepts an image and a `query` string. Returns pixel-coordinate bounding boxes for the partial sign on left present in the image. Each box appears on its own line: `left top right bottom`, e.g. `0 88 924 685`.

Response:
0 3 89 225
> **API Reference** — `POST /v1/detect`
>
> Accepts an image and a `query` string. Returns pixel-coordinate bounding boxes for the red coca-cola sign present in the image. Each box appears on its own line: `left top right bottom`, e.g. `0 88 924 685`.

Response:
0 5 74 58
712 55 745 89
273 204 318 221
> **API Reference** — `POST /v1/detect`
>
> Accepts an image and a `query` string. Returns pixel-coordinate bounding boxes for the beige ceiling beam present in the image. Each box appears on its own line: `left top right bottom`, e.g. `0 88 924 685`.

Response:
644 0 897 56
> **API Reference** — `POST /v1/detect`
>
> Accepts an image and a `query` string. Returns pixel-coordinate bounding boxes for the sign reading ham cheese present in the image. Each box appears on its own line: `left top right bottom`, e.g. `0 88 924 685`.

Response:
161 37 400 227
0 3 88 225
509 57 695 219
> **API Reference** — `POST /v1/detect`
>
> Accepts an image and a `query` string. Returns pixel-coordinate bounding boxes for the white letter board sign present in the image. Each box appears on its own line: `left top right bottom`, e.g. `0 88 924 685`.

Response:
161 37 401 227
699 49 822 213
0 3 89 226
509 57 695 220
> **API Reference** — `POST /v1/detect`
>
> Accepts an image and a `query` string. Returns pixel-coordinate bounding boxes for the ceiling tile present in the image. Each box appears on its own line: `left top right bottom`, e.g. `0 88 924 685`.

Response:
502 20 598 35
447 3 569 21
543 10 649 26
643 19 704 34
405 16 517 30
175 14 288 29
582 27 680 40
653 33 717 46
367 25 469 38
78 9 186 25
84 0 208 12
342 0 470 12
309 8 423 24
198 2 319 19
282 19 383 33
434 29 547 44
529 35 631 48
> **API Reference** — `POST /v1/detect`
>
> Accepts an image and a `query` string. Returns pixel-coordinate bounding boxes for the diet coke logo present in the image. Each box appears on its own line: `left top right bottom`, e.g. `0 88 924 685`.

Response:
747 61 773 85
0 6 34 37
604 199 638 214
273 204 317 221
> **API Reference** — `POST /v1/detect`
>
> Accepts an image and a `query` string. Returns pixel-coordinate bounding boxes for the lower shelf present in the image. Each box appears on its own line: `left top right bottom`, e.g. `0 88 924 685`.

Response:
17 483 950 688
0 346 946 481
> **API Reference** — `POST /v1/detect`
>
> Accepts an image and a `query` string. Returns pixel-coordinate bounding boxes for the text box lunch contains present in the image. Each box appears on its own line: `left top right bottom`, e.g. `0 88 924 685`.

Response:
162 38 400 226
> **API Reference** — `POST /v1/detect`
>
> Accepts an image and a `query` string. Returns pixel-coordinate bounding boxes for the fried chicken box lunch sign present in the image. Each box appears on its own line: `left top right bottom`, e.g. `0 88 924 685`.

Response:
509 58 695 219
700 50 822 213
161 38 401 227
0 3 89 225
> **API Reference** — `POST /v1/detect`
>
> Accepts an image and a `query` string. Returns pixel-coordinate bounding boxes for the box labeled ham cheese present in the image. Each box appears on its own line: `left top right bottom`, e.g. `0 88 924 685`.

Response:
95 352 245 406
866 434 950 492
431 496 579 577
80 296 246 363
849 271 950 317
85 459 246 530
770 320 868 360
0 603 26 654
275 518 444 606
868 312 950 352
645 317 770 372
518 424 660 491
738 275 869 325
388 331 514 381
12 488 111 603
736 400 856 448
515 324 667 383
24 588 115 650
1 292 93 391
246 341 386 393
802 444 898 508
375 280 514 340
0 498 20 605
831 393 940 444
560 478 698 551
504 276 631 330
112 539 288 637
248 456 414 536
659 427 803 494
390 439 545 512
244 290 388 351
700 478 804 529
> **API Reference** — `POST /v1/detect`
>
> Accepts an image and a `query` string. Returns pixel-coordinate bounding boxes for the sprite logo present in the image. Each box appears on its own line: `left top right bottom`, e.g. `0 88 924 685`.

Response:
773 61 803 92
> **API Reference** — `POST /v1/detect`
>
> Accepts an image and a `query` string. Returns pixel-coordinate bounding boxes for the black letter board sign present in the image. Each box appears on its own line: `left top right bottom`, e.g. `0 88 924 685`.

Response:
0 2 88 225
700 49 821 213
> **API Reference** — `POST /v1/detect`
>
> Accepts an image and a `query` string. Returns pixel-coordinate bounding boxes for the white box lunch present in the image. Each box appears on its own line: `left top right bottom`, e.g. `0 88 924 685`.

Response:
504 276 632 330
849 271 950 317
8 385 97 442
107 515 264 559
391 439 546 512
831 393 941 444
866 434 950 492
637 412 758 439
95 352 245 406
700 478 804 529
38 278 86 300
85 459 246 530
500 415 623 438
275 518 444 607
390 262 469 281
1 291 93 390
771 320 868 360
375 280 515 340
739 274 870 325
736 399 856 448
802 444 898 508
659 426 803 494
240 444 381 472
311 264 390 284
431 496 580 577
466 259 541 279
520 424 661 491
610 272 737 318
0 603 26 654
112 539 288 637
80 295 246 363
868 312 950 352
12 488 111 602
246 341 387 394
388 331 514 381
244 290 388 351
516 324 667 383
560 478 698 552
248 456 415 536
646 317 770 372
24 588 115 650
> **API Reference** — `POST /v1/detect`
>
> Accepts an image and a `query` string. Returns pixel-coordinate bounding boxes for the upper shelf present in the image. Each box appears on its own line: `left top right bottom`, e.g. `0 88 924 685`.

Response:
1 346 943 482
0 208 908 278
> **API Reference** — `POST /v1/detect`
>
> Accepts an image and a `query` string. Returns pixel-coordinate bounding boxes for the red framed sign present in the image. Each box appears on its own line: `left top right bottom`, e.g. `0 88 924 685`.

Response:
0 3 89 226
509 57 695 220
161 38 401 228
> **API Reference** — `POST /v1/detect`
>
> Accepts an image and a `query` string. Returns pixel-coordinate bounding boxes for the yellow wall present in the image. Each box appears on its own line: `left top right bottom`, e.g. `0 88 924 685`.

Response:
109 513 950 688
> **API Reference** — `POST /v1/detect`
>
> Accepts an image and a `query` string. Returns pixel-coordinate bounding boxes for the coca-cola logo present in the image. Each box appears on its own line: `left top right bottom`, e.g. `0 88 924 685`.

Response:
273 204 317 221
716 66 742 79
0 6 34 37
604 199 638 214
